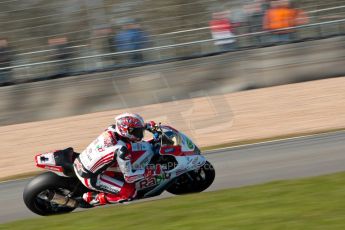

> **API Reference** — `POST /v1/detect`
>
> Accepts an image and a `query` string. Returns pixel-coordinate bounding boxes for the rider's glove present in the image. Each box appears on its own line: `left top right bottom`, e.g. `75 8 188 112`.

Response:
145 121 157 131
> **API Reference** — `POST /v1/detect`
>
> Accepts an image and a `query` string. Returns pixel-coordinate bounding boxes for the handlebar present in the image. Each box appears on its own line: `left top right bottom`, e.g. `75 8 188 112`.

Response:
147 123 175 149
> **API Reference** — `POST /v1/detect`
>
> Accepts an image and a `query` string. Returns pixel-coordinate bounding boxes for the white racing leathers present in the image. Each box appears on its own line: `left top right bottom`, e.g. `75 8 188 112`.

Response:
73 126 149 196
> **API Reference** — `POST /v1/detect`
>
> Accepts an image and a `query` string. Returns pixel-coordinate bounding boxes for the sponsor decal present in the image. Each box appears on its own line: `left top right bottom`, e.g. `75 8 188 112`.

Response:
87 155 92 161
40 156 49 162
103 133 114 147
132 142 148 151
96 144 105 152
186 138 194 149
104 140 113 147
139 177 156 189
86 151 93 161
181 138 186 145
158 172 171 180
124 161 131 173
93 139 99 145
44 165 62 172
138 173 171 189
155 164 162 175
75 159 83 171
186 156 203 170
187 156 192 164
192 157 199 165
38 153 55 165
125 175 141 183
164 147 175 153
98 184 119 194
74 158 87 174
132 143 139 151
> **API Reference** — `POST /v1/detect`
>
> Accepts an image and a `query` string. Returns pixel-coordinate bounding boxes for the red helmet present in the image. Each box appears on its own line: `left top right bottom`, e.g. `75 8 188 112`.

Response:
115 113 145 142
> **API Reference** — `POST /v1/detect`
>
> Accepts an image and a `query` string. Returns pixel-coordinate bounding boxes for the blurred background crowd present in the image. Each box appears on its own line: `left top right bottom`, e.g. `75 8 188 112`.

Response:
0 0 344 85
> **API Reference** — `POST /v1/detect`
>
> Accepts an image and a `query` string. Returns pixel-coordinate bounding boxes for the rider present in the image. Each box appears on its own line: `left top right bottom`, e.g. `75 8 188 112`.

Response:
73 113 156 206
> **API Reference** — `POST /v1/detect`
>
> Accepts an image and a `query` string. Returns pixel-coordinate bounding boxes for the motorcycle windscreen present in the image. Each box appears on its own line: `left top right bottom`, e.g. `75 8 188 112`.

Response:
159 126 200 156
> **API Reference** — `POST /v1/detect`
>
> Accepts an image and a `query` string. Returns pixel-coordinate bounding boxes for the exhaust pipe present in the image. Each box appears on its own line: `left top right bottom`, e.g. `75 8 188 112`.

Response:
47 191 78 208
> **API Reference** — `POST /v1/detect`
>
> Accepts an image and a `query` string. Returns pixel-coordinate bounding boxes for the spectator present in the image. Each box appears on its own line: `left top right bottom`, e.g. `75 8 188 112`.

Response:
115 19 149 64
209 11 236 52
263 0 296 44
290 1 309 40
0 38 13 86
93 27 116 67
246 0 269 46
94 27 116 54
48 37 73 77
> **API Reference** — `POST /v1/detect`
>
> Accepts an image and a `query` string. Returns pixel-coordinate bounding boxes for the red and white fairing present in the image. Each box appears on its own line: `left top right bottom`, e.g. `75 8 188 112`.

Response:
135 126 206 190
162 129 206 176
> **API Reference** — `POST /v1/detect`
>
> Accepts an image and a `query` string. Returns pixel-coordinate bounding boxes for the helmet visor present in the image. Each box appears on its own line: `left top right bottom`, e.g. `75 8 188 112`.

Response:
128 127 144 140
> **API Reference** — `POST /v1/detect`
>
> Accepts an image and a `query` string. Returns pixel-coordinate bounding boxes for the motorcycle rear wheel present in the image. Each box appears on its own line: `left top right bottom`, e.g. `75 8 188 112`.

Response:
23 172 82 216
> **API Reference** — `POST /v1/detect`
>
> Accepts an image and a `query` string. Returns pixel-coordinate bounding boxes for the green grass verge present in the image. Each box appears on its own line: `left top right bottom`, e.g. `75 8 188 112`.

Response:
2 172 345 230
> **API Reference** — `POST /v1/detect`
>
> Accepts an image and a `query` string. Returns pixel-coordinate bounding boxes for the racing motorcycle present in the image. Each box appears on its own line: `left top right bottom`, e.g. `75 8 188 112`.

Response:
23 124 215 216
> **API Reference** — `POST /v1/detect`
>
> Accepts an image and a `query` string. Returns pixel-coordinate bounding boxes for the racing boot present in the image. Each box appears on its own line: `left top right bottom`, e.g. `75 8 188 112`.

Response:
82 192 108 206
104 182 137 204
83 183 136 206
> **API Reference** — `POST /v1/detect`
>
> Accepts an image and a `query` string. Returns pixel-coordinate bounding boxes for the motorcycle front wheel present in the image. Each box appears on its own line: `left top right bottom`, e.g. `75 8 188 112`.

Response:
167 161 215 195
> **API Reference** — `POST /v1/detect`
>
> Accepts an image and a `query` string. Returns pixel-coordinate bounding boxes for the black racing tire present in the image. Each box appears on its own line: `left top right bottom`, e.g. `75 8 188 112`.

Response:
23 172 82 216
167 161 215 195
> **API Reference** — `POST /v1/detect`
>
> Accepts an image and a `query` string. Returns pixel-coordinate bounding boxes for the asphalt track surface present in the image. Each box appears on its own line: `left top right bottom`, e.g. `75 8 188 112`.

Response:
1 131 345 224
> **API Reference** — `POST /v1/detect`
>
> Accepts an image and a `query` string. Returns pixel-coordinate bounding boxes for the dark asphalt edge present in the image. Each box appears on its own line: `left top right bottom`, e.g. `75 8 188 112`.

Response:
204 129 345 155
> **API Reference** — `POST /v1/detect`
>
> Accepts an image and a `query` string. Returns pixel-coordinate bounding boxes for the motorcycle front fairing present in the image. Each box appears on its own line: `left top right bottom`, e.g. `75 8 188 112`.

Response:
158 126 207 177
135 126 206 194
